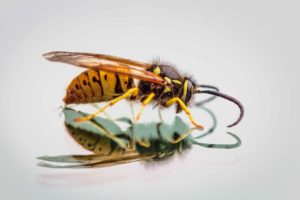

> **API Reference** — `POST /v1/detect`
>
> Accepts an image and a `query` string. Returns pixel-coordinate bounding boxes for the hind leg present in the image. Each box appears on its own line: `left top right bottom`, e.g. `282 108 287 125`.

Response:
75 88 139 122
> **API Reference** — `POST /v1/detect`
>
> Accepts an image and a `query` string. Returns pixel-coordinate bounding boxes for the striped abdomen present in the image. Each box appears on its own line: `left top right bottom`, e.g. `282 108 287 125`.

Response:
64 69 135 104
66 124 126 156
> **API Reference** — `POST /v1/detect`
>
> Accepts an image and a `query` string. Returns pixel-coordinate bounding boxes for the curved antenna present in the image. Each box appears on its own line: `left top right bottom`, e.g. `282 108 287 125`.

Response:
194 85 219 106
194 90 244 128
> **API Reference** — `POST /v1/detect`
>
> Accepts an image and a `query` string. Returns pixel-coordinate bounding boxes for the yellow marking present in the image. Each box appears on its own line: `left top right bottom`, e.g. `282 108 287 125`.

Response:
94 137 111 155
109 147 124 157
154 67 161 75
100 71 117 101
164 77 172 84
163 86 172 93
172 80 182 85
165 97 203 132
78 72 93 99
181 80 189 101
75 88 139 122
73 130 87 145
135 92 155 122
87 70 102 101
83 134 98 151
137 139 151 148
119 74 130 92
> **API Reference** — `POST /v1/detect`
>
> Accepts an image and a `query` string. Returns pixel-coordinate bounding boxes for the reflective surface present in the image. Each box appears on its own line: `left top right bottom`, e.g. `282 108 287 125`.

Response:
36 107 241 168
0 1 299 199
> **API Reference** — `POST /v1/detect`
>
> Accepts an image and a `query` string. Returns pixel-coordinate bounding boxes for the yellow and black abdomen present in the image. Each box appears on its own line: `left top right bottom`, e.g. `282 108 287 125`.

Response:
64 69 135 104
66 124 126 156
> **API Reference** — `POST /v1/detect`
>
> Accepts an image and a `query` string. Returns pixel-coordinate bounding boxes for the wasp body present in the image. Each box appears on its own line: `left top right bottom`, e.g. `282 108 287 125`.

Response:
43 51 244 139
64 64 194 113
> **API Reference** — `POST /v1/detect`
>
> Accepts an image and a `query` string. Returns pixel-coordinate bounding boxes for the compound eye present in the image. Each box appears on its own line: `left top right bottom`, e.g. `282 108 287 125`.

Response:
185 81 194 103
166 92 173 97
140 82 151 93
162 91 173 99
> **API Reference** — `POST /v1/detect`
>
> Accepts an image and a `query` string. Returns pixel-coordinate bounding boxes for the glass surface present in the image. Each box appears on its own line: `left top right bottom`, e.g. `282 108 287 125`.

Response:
0 1 299 199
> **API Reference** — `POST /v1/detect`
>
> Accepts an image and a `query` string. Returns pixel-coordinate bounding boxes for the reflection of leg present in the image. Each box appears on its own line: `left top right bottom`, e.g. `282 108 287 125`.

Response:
168 128 198 144
129 102 136 150
85 120 128 149
194 106 218 139
130 102 135 121
92 103 112 120
75 88 139 122
158 106 164 122
165 97 204 129
135 92 155 122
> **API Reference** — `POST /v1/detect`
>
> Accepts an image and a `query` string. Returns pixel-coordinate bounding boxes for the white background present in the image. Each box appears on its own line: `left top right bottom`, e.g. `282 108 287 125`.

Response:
0 0 299 199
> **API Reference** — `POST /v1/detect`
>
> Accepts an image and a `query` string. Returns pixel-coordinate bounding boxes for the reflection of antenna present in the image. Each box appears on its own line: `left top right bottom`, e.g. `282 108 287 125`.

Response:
192 106 242 149
193 106 218 139
193 132 241 149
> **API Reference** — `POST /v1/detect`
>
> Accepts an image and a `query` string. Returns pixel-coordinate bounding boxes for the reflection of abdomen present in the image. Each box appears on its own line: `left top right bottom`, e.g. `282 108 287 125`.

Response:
66 124 125 157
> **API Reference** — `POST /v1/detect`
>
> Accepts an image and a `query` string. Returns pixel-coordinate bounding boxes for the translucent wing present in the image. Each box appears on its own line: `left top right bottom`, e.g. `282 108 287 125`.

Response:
43 51 165 85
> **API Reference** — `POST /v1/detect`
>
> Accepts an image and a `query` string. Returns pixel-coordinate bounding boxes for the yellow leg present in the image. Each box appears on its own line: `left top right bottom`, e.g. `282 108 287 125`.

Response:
168 128 198 144
86 120 129 149
165 97 204 129
75 88 139 122
137 138 151 148
135 92 155 122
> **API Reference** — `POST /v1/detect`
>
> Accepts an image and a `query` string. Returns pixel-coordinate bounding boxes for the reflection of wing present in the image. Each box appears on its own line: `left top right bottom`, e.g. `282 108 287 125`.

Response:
37 152 156 169
43 51 165 85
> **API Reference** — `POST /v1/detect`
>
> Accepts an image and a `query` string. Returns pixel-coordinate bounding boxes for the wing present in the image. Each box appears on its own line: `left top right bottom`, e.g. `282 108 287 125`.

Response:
43 51 165 85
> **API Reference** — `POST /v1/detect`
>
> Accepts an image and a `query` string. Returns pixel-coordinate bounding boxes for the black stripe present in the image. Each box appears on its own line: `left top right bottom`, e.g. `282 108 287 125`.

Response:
97 70 104 96
178 84 184 99
84 71 95 98
109 139 118 155
157 123 163 140
77 77 87 98
127 78 133 89
90 134 100 151
114 74 123 94
96 137 103 153
185 89 192 104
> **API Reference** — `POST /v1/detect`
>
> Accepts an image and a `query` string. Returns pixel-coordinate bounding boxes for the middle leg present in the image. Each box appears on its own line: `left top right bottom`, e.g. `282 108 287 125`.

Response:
135 92 156 122
75 87 139 122
165 97 204 129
